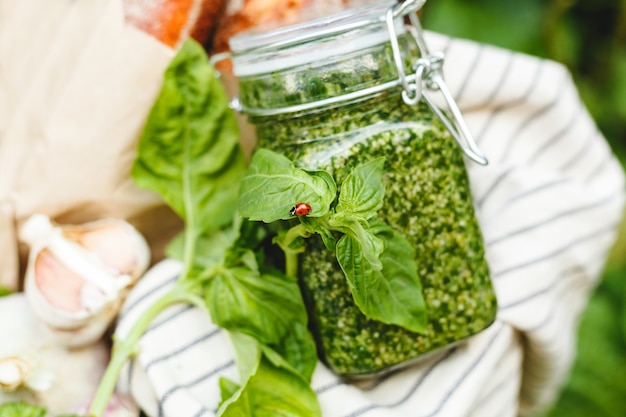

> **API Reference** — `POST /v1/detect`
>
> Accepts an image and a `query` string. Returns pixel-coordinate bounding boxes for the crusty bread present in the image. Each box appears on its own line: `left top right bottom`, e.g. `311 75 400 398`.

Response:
211 0 309 54
122 0 381 52
123 0 227 48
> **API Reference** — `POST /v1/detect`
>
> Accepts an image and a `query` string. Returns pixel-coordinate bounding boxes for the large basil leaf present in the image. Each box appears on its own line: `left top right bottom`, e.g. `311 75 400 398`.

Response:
268 321 317 382
221 333 321 417
132 39 245 235
239 149 336 222
336 219 428 333
336 157 386 220
205 263 307 344
219 354 321 417
224 302 316 384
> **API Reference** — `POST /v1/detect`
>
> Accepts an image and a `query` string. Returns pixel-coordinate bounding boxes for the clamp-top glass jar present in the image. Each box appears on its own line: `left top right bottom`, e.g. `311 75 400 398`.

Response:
227 0 497 377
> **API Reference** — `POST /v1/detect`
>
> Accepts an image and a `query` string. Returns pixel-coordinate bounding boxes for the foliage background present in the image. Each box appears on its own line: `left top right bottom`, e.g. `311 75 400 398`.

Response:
421 1 626 416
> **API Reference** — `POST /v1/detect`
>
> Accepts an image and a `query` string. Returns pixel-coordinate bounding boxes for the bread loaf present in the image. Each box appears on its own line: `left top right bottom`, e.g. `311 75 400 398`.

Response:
122 0 381 53
123 0 227 48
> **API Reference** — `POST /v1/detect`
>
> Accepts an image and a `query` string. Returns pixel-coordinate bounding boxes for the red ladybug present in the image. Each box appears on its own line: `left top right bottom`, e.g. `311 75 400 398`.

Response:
290 202 312 217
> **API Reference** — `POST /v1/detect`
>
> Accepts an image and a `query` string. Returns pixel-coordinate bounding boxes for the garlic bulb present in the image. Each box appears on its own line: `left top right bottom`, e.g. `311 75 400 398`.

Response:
20 214 151 347
0 293 109 414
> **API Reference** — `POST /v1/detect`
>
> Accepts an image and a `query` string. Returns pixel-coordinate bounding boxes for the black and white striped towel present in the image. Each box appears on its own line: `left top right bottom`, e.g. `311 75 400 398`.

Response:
115 32 626 417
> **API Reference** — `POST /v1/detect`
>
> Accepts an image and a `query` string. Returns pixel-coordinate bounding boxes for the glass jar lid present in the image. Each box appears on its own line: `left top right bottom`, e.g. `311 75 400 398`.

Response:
229 1 413 77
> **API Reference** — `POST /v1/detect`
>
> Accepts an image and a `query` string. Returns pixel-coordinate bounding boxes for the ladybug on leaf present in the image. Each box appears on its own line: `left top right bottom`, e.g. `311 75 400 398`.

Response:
290 202 312 217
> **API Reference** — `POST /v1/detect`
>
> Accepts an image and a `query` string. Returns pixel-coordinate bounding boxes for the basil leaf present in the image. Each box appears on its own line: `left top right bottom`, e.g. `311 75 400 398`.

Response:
330 213 383 271
219 377 241 407
233 218 269 250
230 256 318 380
336 219 428 333
269 321 318 382
205 264 307 344
225 299 316 383
239 149 336 222
234 249 260 273
0 402 46 417
222 334 321 417
300 217 336 251
132 38 246 236
336 157 385 220
229 331 263 382
219 354 321 417
317 227 337 251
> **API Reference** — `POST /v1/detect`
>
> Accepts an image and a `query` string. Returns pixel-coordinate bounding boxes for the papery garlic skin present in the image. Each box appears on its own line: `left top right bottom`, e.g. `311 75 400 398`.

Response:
0 355 53 393
72 223 150 278
23 366 54 393
20 214 151 347
0 294 109 414
0 356 28 391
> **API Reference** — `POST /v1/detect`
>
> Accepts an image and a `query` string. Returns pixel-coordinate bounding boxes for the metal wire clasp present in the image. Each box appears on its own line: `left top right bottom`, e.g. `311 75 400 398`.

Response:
388 0 488 165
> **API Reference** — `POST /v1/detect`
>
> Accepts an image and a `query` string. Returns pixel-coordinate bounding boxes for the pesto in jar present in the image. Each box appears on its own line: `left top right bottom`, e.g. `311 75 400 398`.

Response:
236 26 497 377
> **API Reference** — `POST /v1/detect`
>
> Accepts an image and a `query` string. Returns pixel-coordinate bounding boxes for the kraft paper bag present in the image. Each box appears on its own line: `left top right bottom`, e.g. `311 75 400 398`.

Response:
0 0 182 290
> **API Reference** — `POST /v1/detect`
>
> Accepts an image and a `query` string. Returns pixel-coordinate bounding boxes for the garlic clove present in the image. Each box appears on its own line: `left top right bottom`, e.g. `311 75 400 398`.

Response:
68 222 147 277
34 249 85 313
20 214 151 347
0 355 53 394
0 356 28 392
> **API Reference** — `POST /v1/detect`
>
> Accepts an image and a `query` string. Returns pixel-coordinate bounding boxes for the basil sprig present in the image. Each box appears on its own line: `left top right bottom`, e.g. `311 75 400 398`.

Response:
89 39 320 417
239 149 428 334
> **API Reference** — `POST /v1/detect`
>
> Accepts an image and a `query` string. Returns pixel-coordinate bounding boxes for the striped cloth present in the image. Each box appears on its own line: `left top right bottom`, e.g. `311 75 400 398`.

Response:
115 31 626 417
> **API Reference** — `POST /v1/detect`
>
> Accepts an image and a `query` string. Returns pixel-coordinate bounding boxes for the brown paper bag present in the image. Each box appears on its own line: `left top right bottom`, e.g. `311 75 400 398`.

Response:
0 0 183 290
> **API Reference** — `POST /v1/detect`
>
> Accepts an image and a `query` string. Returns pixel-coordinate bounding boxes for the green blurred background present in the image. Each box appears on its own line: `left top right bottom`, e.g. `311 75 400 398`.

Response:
421 0 626 416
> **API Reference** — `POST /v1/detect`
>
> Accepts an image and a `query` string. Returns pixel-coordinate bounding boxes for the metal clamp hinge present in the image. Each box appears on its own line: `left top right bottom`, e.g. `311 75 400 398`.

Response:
388 1 488 165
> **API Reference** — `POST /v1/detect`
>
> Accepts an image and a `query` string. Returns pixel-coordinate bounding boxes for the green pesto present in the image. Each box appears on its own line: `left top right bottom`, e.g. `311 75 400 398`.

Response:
238 36 416 111
240 39 498 377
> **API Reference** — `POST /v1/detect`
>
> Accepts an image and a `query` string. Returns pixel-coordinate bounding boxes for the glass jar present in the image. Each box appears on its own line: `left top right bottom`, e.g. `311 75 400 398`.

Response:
228 0 497 377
